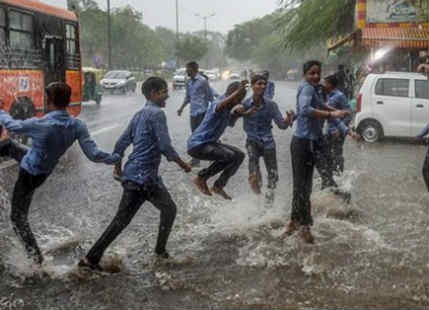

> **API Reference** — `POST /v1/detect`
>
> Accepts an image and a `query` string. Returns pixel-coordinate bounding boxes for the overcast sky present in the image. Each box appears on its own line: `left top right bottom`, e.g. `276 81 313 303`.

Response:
41 0 281 34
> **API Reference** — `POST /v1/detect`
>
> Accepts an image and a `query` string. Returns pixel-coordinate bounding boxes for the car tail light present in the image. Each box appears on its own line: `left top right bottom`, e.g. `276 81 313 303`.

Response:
356 93 362 113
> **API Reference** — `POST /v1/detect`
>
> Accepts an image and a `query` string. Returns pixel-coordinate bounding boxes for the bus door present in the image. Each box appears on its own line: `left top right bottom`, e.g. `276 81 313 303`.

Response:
44 36 65 85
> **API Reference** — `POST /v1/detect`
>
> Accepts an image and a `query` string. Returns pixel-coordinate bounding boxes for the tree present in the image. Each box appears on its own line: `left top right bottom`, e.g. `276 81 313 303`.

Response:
225 14 276 61
278 0 356 51
194 31 227 68
175 35 208 64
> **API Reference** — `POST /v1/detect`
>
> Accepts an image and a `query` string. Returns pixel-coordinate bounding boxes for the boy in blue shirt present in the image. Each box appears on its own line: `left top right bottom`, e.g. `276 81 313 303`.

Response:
187 81 248 200
235 74 294 205
0 82 120 266
80 77 191 271
177 62 214 166
322 75 353 176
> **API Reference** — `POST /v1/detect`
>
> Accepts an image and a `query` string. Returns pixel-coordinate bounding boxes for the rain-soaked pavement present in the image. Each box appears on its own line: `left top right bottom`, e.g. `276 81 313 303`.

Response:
0 80 427 309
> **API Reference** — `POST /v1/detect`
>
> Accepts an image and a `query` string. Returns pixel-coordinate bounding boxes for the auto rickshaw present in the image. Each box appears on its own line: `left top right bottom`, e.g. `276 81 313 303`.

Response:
82 70 103 105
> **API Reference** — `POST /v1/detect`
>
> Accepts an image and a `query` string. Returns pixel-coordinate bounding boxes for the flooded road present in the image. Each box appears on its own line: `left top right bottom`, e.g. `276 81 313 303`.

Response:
0 81 427 309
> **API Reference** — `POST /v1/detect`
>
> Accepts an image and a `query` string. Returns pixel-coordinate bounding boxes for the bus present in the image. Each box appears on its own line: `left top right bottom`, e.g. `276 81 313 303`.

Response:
0 0 82 141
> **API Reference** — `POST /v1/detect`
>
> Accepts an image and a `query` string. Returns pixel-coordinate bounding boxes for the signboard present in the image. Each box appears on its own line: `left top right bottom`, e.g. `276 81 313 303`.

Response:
367 0 427 23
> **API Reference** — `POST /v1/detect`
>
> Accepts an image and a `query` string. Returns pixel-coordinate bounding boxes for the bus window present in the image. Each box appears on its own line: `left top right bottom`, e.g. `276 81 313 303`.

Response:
66 24 77 55
9 10 34 50
0 8 5 45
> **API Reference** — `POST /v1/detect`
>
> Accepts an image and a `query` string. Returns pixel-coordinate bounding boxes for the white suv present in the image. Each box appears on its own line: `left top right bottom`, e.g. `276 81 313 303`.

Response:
355 72 428 143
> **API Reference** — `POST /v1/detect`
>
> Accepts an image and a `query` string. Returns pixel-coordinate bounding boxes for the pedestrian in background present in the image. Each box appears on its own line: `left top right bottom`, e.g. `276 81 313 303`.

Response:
177 61 214 167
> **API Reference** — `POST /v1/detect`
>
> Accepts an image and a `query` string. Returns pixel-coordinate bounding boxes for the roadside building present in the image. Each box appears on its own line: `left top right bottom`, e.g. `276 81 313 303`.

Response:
329 0 428 73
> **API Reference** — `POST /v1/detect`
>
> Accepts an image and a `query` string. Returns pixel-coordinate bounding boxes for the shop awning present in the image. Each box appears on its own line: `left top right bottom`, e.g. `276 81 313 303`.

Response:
362 27 428 49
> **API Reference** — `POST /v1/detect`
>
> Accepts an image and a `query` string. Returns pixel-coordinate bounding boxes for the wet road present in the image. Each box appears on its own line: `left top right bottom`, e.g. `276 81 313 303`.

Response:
0 80 427 309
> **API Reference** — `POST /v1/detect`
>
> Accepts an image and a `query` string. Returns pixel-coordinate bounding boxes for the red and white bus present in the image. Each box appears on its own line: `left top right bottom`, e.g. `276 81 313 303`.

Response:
0 0 82 136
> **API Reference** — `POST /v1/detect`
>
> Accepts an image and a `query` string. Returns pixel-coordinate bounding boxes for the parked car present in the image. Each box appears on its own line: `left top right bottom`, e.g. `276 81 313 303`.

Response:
173 68 187 90
100 70 136 94
355 72 428 143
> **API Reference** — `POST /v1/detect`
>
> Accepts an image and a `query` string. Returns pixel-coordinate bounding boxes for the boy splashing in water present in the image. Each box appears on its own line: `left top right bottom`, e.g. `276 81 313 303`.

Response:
0 82 120 266
80 77 191 271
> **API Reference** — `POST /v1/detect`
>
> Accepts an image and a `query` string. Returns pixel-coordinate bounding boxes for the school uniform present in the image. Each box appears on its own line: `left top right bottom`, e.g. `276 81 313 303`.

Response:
0 110 119 264
85 101 180 264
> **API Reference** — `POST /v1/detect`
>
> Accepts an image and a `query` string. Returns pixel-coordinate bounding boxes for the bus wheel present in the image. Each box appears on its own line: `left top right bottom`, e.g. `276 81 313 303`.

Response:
9 97 36 145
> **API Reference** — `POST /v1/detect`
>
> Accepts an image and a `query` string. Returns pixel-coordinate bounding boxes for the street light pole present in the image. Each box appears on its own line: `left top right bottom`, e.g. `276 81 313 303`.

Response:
195 13 215 68
107 0 112 70
176 0 179 40
175 0 179 68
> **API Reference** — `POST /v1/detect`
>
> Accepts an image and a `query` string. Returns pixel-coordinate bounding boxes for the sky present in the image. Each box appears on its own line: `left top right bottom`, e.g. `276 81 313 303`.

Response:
40 0 280 34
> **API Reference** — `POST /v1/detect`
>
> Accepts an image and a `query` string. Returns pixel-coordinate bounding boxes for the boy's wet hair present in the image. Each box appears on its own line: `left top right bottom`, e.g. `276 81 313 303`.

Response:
225 81 244 96
251 74 266 85
303 60 322 74
141 77 167 100
45 82 71 108
324 74 338 88
186 61 199 71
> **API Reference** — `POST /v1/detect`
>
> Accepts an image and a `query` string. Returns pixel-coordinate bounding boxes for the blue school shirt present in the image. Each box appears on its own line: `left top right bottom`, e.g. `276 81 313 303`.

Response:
0 110 120 175
184 73 214 117
294 81 347 141
327 89 351 137
242 97 289 149
294 81 325 141
114 101 180 185
187 95 232 151
265 80 275 100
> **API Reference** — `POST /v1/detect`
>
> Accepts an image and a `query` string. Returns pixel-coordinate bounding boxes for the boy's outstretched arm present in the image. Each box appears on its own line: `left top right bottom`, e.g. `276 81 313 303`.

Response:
0 102 39 137
272 102 290 130
77 121 121 164
153 111 191 173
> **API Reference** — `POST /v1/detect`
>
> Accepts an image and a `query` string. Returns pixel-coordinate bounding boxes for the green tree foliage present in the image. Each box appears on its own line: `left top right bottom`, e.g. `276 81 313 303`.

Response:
175 34 208 63
225 14 276 61
225 11 302 77
278 0 356 51
194 31 227 68
70 0 181 69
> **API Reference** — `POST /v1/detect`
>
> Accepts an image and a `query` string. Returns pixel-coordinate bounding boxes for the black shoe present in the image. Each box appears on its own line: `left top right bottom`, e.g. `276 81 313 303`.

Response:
155 251 170 259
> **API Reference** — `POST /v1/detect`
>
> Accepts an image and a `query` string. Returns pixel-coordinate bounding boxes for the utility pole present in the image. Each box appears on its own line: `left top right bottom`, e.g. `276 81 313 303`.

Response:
176 0 179 40
175 0 179 68
107 0 112 70
195 13 215 68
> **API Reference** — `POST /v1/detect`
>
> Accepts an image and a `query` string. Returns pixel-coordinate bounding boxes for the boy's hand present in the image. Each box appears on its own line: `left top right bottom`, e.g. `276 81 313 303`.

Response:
113 162 122 182
239 80 249 90
285 110 295 125
331 110 350 119
180 161 192 173
348 130 362 141
332 129 341 138
233 105 246 116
